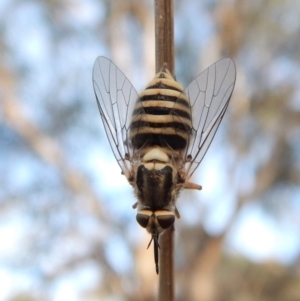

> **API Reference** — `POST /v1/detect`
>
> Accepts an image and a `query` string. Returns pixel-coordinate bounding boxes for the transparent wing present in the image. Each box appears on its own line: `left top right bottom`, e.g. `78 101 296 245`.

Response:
183 58 236 177
92 56 139 175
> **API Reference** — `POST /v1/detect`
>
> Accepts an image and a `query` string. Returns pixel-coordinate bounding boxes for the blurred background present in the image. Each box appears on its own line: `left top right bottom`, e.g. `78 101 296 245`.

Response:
1 0 300 300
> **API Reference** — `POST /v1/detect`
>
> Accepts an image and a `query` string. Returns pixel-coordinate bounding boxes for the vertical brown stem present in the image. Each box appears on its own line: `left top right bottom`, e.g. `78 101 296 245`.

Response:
158 226 174 301
155 0 174 74
155 1 175 300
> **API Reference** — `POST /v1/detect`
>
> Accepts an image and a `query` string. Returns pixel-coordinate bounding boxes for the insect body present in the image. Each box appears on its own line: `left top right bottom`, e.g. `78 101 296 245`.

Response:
93 57 236 274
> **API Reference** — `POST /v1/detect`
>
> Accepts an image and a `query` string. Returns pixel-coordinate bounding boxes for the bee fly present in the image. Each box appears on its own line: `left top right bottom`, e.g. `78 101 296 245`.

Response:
92 57 236 274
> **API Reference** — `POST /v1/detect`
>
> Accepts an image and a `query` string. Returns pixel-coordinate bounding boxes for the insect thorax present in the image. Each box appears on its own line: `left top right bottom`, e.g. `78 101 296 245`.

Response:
133 148 180 235
135 161 177 209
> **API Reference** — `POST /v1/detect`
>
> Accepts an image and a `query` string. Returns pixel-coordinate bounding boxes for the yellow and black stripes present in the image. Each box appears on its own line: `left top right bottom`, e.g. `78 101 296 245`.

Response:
130 66 192 152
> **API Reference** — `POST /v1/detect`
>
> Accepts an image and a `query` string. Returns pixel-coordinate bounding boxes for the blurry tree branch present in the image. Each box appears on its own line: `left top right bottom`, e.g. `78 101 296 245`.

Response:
0 67 128 293
1 70 108 222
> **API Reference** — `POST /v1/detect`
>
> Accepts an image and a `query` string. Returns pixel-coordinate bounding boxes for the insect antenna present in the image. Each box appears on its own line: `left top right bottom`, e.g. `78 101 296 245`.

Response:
147 233 160 274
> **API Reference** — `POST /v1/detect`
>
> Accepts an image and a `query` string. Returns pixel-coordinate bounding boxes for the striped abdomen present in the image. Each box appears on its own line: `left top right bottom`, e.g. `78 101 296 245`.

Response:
130 66 192 152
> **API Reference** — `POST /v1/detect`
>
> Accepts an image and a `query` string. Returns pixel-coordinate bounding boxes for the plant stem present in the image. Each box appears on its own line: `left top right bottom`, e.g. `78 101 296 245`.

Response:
155 0 175 300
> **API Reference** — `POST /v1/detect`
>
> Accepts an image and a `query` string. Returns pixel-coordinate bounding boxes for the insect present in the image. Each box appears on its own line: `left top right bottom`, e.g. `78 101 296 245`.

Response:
92 57 236 274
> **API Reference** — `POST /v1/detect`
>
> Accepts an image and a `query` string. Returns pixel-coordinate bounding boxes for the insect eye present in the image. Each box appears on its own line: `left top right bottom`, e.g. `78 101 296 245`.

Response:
156 214 175 229
136 211 151 228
